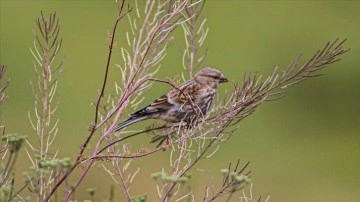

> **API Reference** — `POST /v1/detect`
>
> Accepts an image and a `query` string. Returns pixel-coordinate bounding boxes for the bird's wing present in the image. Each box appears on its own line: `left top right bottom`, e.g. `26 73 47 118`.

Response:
132 79 198 116
168 81 201 105
132 94 171 116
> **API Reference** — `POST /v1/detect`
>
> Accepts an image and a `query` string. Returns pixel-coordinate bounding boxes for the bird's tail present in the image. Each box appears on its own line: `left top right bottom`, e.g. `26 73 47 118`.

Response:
113 115 149 132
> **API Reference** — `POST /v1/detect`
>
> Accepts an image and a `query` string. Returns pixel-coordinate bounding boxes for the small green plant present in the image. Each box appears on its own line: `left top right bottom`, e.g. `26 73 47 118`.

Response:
131 194 147 202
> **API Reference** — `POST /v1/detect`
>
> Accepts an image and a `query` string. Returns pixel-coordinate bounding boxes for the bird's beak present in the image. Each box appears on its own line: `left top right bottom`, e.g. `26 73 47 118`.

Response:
219 75 228 83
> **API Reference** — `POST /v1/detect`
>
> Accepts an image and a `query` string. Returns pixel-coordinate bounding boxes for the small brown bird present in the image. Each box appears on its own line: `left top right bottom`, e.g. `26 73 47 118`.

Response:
114 67 228 132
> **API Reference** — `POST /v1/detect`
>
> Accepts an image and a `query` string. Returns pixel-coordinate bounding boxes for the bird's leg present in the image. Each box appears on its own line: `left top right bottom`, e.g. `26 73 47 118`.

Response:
184 115 200 130
165 135 173 147
151 128 178 148
151 135 167 147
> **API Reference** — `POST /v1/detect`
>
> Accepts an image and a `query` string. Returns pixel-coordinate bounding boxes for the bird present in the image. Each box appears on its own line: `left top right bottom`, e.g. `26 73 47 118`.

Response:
114 67 228 132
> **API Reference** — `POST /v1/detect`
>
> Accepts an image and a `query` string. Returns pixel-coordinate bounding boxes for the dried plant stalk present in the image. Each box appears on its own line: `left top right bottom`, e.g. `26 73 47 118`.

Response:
27 11 64 201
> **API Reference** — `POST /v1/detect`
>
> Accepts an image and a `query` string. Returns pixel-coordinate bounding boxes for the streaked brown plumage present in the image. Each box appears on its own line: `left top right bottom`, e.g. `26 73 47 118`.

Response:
114 67 228 132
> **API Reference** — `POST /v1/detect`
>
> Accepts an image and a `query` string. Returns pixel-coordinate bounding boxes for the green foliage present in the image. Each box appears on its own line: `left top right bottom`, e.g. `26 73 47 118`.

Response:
1 134 26 153
221 168 229 174
86 188 96 196
231 173 251 184
107 184 114 202
131 194 147 202
151 171 190 184
35 156 72 169
0 184 11 201
221 168 251 184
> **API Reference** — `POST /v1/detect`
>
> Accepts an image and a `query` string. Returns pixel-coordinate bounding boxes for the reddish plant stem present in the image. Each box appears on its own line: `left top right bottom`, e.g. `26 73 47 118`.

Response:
64 4 128 201
63 1 190 198
44 1 127 201
76 0 126 165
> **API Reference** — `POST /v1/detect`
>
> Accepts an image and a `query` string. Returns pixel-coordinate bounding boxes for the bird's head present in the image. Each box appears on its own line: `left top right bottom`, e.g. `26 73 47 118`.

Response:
194 67 228 88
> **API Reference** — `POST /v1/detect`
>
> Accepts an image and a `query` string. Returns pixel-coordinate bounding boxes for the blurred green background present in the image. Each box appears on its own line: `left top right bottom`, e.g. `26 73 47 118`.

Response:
1 0 360 201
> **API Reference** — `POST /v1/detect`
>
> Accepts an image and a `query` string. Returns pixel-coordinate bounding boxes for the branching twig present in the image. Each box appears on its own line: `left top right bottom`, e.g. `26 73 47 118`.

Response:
27 11 64 201
0 65 9 105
